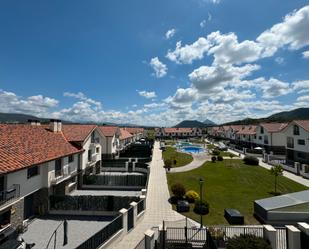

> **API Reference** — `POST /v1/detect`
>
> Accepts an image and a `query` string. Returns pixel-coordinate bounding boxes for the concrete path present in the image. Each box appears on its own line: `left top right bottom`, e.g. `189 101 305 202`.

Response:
169 152 210 173
107 141 184 249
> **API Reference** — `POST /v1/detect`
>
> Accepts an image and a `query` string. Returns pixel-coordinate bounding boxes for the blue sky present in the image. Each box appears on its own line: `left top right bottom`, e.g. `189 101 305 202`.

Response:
0 0 308 126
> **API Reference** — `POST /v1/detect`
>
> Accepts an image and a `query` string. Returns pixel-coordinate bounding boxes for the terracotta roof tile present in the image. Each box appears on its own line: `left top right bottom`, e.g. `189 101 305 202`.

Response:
0 124 82 174
62 124 96 142
98 126 119 137
294 120 309 132
164 128 192 133
237 125 257 135
124 127 144 135
260 123 288 133
120 128 133 140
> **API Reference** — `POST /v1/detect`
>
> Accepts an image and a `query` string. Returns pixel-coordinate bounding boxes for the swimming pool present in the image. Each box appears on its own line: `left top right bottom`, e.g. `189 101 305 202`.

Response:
181 146 204 154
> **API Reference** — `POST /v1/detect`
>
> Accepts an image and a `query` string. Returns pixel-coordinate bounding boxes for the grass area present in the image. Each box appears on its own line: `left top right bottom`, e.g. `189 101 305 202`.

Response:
218 151 238 157
167 159 307 225
163 146 193 167
145 129 155 140
165 140 176 146
207 144 216 150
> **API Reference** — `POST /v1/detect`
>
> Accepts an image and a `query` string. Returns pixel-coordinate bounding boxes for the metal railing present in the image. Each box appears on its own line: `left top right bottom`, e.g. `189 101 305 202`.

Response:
137 199 145 214
76 214 123 249
0 184 20 206
51 166 76 185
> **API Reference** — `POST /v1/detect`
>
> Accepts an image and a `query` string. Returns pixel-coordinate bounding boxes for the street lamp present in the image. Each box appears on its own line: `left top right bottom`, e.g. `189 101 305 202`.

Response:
199 178 204 228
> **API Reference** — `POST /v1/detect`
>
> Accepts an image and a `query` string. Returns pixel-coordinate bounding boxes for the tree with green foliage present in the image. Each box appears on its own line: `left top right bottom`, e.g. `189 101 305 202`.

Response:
164 159 172 171
270 165 283 194
171 183 186 198
226 234 271 249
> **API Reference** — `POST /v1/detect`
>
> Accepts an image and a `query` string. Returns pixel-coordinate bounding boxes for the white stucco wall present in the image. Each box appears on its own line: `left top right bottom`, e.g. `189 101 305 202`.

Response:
81 129 102 170
284 124 309 153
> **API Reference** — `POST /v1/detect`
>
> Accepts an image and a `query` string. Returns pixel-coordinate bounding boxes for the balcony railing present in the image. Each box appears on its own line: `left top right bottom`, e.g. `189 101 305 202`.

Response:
0 184 20 207
51 166 76 185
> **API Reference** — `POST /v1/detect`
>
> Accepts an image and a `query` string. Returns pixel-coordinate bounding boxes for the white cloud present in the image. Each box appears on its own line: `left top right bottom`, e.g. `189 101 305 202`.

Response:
200 20 207 28
292 80 309 93
137 90 157 99
149 57 168 78
303 50 309 58
297 95 309 102
258 78 291 98
275 57 285 65
165 28 176 39
166 38 211 64
63 91 102 109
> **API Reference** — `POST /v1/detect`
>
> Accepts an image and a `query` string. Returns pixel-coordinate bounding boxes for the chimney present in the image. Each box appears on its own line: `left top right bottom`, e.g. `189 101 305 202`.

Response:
36 120 41 126
49 119 58 132
57 120 62 132
28 119 36 126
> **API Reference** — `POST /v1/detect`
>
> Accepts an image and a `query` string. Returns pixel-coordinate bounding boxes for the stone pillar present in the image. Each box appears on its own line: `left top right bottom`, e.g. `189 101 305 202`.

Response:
125 162 129 172
132 162 136 172
119 208 128 234
297 222 309 235
263 225 276 249
139 195 146 211
286 225 301 249
10 198 24 230
130 201 138 227
141 189 147 196
145 229 155 249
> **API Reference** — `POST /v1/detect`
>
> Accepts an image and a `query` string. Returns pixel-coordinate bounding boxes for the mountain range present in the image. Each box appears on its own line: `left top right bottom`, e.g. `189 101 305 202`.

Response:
174 119 216 128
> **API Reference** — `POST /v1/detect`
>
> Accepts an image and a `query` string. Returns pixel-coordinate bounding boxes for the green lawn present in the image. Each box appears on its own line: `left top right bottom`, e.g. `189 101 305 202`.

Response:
165 140 176 146
207 144 216 150
218 151 238 157
167 159 307 225
163 146 193 167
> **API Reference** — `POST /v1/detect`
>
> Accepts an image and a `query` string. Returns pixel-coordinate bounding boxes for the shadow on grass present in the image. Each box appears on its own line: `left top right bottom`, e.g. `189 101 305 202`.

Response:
268 191 282 196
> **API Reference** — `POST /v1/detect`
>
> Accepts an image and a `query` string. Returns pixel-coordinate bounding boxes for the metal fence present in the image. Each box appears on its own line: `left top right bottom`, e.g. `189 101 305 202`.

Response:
0 184 20 207
208 225 264 240
276 227 287 249
83 174 147 187
76 214 123 249
137 199 145 214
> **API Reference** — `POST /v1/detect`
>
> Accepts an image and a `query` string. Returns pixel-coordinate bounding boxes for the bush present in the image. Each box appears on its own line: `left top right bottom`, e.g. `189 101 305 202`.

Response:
243 156 259 166
217 155 223 161
164 159 172 169
211 156 217 163
171 183 186 198
226 234 271 249
212 150 220 155
185 190 200 203
193 199 209 215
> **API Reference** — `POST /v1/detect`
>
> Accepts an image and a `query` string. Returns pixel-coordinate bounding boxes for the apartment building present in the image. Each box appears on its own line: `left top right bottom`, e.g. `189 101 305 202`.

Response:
155 127 203 139
282 120 309 165
0 121 82 237
124 127 145 141
98 126 120 159
119 128 134 150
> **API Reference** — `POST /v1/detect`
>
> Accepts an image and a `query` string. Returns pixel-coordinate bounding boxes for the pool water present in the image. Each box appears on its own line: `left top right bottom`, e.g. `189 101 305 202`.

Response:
181 146 204 154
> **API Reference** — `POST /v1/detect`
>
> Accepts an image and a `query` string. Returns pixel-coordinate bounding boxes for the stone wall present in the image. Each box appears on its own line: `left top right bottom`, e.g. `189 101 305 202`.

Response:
10 198 24 230
33 188 49 215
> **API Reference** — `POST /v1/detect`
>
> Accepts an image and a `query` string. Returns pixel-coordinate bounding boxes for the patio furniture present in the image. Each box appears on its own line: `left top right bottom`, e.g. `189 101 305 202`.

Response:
176 200 190 213
224 208 244 225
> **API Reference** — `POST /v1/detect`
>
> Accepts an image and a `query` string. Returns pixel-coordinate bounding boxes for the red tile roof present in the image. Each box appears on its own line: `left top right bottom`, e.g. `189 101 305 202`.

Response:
62 124 96 142
164 128 192 133
230 125 243 132
237 125 257 135
294 120 309 132
260 123 288 133
0 124 82 174
124 127 144 135
120 128 133 140
98 126 119 137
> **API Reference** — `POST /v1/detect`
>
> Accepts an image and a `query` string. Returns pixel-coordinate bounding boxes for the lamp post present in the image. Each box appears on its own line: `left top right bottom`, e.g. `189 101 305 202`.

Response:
199 178 204 228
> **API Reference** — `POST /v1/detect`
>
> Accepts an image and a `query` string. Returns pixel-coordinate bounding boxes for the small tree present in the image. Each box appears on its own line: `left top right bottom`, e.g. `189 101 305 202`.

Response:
270 165 283 194
171 183 186 199
193 199 209 215
164 159 172 171
211 156 217 163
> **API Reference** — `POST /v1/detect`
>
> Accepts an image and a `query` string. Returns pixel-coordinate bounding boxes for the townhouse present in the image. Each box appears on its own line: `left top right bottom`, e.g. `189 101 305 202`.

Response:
98 126 120 159
119 128 134 150
0 121 82 236
155 127 203 139
124 127 145 141
282 120 309 165
235 125 257 147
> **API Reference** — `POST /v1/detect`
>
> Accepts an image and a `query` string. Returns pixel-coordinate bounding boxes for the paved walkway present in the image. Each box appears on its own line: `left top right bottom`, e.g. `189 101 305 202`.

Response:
169 152 210 173
107 141 184 249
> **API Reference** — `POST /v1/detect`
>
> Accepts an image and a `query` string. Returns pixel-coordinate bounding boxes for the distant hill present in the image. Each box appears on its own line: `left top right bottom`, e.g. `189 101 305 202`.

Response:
223 108 309 125
174 120 215 128
203 119 216 126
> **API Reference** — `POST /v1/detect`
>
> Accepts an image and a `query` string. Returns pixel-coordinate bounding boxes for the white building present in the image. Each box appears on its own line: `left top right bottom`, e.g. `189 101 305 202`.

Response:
98 126 120 159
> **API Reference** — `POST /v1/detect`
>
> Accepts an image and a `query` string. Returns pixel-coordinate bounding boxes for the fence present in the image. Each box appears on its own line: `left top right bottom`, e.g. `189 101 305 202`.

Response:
76 214 123 249
50 195 139 212
276 227 287 249
0 184 20 207
137 199 145 214
83 174 147 187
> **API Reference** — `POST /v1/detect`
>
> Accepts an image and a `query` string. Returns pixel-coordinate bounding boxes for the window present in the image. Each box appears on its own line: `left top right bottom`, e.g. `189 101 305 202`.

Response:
260 127 264 134
96 147 99 153
297 152 306 159
27 165 39 178
298 139 305 145
293 125 300 135
287 137 294 148
259 136 262 140
254 135 257 139
68 155 74 163
264 135 269 144
88 150 92 162
55 158 62 176
91 132 95 143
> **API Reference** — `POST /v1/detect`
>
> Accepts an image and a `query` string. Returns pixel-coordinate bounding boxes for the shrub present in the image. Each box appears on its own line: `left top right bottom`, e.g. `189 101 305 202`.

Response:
211 156 217 163
193 199 209 215
212 150 220 155
243 156 259 166
217 155 223 161
226 234 271 249
164 159 172 169
171 183 186 198
185 190 200 203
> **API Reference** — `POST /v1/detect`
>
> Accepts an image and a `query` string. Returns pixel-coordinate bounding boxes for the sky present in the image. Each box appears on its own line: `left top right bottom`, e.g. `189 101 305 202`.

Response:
0 0 309 126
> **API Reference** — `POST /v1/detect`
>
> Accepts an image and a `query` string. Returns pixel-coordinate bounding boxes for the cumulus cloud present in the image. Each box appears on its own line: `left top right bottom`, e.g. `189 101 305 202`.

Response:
64 91 102 109
165 28 176 39
149 57 167 78
258 78 291 98
292 80 309 94
303 50 309 58
166 38 211 64
137 90 157 99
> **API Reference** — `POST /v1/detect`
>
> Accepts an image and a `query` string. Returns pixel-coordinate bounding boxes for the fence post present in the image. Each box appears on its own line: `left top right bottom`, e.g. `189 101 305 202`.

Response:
132 162 136 172
139 195 146 211
145 229 155 249
130 201 138 227
125 162 129 172
297 222 309 235
120 208 128 234
263 225 276 249
141 189 147 196
286 225 301 249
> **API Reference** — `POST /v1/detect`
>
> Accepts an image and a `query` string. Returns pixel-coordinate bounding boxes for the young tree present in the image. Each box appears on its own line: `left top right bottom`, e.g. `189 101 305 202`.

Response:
270 165 283 194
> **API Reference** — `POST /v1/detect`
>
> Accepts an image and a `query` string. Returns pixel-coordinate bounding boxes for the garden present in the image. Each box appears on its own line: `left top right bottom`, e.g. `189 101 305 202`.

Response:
162 146 193 168
167 159 307 225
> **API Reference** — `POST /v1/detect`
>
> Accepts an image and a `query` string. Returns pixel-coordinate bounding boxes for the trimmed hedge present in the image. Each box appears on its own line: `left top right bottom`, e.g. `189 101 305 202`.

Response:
226 234 271 249
211 156 217 163
171 183 186 198
243 156 259 166
217 155 223 161
185 190 200 203
193 199 209 215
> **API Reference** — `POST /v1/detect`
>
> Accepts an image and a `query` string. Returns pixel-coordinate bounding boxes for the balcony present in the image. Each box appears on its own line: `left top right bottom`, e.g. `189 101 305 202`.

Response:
0 184 20 208
87 153 99 167
50 166 76 185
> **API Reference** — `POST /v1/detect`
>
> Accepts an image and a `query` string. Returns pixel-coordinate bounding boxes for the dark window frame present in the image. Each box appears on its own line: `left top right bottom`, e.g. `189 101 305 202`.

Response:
293 125 300 135
68 155 74 163
298 139 305 145
27 165 39 179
